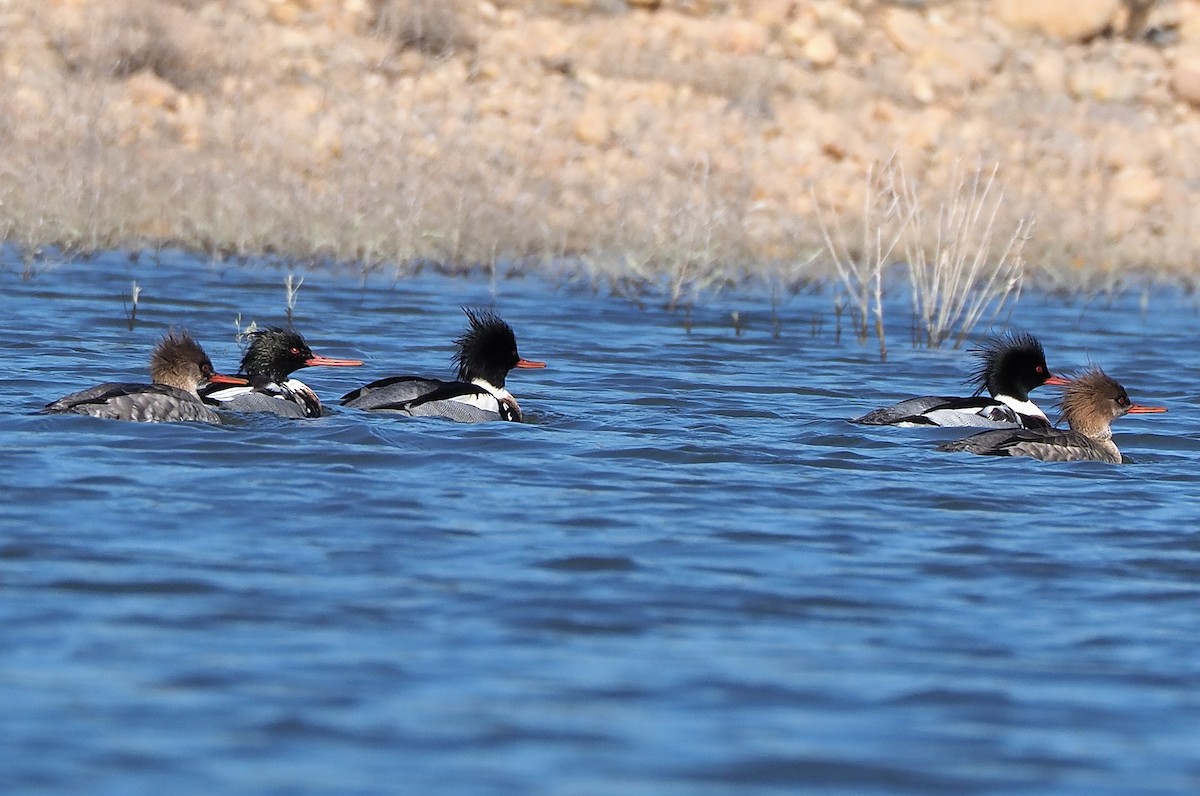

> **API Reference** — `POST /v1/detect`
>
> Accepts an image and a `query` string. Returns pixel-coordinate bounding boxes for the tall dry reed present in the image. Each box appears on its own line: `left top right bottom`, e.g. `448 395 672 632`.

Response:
897 161 1030 349
814 160 913 362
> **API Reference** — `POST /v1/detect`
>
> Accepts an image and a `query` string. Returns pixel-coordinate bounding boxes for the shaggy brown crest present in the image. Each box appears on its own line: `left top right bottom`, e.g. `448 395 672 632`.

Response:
1059 367 1149 438
149 329 219 395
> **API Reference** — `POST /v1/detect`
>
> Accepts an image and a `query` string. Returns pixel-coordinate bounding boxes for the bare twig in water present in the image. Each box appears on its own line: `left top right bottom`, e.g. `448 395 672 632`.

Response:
814 158 913 362
233 313 258 346
285 272 304 326
897 160 1031 348
122 280 141 330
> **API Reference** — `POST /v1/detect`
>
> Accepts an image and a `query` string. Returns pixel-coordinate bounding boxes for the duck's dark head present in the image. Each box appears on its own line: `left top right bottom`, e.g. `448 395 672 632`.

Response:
969 331 1067 401
240 327 362 383
453 308 545 387
151 329 246 394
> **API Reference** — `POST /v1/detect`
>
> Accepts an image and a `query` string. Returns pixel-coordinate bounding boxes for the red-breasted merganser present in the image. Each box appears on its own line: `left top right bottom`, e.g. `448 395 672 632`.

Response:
43 330 247 423
201 327 362 418
853 331 1069 428
937 367 1166 463
340 308 545 422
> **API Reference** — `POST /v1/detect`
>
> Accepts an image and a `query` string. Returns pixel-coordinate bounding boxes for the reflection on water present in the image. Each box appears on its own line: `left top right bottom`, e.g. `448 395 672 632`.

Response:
2 249 1199 794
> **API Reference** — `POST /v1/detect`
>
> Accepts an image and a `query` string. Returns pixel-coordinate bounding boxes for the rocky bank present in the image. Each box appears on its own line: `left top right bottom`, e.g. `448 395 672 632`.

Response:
1 0 1198 290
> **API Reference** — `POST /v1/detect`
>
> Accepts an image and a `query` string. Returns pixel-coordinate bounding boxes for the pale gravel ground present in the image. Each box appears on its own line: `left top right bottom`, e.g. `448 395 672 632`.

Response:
1 0 1198 294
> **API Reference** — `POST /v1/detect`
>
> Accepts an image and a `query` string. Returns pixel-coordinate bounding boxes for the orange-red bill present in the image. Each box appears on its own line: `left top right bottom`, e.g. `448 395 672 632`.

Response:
1127 404 1167 414
209 373 250 385
516 359 546 369
306 354 363 367
1044 374 1071 386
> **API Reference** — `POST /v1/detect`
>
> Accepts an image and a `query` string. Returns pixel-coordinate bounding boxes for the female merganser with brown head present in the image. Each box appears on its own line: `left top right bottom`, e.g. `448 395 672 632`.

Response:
937 367 1166 463
853 331 1069 428
341 308 545 422
43 330 247 423
201 327 362 418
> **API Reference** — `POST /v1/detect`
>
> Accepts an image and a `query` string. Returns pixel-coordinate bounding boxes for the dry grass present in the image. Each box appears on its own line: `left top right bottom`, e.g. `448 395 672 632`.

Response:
41 0 215 91
0 0 1196 311
814 160 912 361
898 161 1029 349
581 37 783 117
368 0 478 57
815 158 1031 357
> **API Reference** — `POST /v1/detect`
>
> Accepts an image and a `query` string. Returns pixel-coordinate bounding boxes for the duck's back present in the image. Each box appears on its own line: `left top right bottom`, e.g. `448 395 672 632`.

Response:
343 376 507 422
45 382 223 423
203 381 319 418
937 427 1120 463
340 376 445 410
853 396 954 425
855 395 1040 428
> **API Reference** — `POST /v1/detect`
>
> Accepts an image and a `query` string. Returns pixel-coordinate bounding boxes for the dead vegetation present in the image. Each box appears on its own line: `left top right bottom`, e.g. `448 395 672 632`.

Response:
40 0 217 91
0 0 1195 314
368 0 478 57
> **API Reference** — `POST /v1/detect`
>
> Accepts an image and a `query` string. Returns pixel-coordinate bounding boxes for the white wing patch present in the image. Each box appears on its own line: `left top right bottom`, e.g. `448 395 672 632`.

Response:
204 384 255 402
997 395 1049 422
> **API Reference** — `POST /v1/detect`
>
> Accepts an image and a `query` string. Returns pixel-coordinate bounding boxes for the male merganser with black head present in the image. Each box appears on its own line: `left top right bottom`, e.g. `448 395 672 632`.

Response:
200 327 363 418
341 308 545 422
853 331 1069 428
44 330 247 423
937 367 1166 463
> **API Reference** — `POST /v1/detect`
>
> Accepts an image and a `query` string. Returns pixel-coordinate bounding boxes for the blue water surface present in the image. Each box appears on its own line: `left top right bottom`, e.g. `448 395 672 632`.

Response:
1 249 1198 794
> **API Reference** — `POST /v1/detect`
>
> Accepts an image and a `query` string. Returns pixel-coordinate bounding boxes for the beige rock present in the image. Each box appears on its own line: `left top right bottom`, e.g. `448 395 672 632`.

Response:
903 105 954 152
13 85 49 118
1113 166 1163 209
667 0 717 16
268 1 301 25
749 0 792 28
126 69 179 111
314 116 343 160
1068 61 1142 102
1123 0 1179 39
993 0 1121 42
906 71 936 104
804 31 838 67
1181 2 1200 45
883 8 928 55
396 49 426 75
783 7 819 45
815 2 864 34
175 116 204 150
915 38 1002 93
714 19 770 55
1171 50 1200 105
1029 49 1067 93
574 105 611 146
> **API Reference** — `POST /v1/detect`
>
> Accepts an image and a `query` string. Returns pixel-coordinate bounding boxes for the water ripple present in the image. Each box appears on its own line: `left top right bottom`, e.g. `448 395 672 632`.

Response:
2 250 1199 794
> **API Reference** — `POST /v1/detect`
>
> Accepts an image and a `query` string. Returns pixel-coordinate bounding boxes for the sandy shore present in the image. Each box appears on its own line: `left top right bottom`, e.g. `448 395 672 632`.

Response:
1 0 1198 292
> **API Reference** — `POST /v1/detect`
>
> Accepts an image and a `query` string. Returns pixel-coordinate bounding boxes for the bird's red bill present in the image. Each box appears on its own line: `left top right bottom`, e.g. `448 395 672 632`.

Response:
306 355 363 367
516 359 546 369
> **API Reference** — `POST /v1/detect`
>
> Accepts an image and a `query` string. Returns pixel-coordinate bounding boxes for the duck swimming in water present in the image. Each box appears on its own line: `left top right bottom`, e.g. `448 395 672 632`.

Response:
340 308 545 422
853 331 1068 428
201 327 362 418
44 330 247 423
937 367 1166 463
